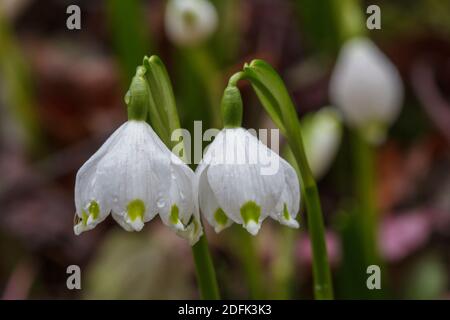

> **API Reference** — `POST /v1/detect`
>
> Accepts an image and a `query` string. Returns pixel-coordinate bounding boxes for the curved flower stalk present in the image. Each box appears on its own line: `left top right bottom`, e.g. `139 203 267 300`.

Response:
74 66 202 245
302 107 342 179
230 60 334 299
165 0 218 47
196 127 301 235
329 37 403 144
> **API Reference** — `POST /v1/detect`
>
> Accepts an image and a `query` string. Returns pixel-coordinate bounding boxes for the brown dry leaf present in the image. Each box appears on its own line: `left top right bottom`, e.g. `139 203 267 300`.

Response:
377 137 438 211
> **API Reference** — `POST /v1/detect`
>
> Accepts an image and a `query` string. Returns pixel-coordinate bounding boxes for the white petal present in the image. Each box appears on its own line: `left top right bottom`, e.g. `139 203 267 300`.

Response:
245 220 261 236
95 121 171 231
74 123 128 234
125 215 144 231
271 158 300 229
111 212 133 232
205 128 284 232
302 107 342 179
159 161 196 231
197 164 233 233
329 37 403 139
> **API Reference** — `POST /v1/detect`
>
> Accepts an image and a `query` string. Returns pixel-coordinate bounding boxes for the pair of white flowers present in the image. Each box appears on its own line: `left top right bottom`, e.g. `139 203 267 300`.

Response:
74 122 300 245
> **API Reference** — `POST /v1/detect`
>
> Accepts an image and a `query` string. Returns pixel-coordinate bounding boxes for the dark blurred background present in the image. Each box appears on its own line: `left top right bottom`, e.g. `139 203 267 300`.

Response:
0 0 449 299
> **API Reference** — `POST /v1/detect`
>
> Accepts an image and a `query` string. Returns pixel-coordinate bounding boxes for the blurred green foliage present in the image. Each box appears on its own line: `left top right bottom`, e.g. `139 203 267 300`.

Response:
106 0 151 83
0 7 42 153
84 230 193 299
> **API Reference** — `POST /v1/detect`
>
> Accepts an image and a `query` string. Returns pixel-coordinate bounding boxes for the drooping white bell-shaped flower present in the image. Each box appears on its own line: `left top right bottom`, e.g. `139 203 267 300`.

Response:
195 127 300 235
165 0 218 47
329 37 403 144
74 67 202 245
302 107 342 179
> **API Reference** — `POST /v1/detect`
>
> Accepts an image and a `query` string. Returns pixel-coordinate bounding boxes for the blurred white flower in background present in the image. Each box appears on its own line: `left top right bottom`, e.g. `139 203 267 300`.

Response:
0 0 30 19
165 0 218 47
329 37 403 144
302 107 342 179
196 128 300 235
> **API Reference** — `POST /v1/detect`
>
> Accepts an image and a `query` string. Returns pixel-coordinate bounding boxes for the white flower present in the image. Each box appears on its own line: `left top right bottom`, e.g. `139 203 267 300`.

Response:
302 107 342 179
74 120 202 245
195 128 300 235
329 37 403 143
165 0 218 47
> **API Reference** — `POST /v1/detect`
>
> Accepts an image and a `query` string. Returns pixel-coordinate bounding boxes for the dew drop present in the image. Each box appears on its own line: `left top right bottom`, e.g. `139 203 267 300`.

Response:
157 197 166 208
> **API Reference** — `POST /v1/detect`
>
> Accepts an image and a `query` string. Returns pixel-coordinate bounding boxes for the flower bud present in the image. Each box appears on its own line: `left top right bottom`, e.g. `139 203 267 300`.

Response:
165 0 218 47
329 37 403 144
302 107 342 179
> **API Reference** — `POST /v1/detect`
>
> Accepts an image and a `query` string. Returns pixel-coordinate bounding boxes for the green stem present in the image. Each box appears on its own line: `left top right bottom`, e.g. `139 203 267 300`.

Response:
303 184 333 299
235 228 265 299
191 235 220 299
272 227 296 299
351 131 379 266
331 0 366 43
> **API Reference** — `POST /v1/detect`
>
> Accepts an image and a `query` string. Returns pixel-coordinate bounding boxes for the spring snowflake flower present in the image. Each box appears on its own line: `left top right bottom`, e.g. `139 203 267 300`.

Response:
165 0 218 47
195 128 300 235
329 37 403 143
74 67 201 245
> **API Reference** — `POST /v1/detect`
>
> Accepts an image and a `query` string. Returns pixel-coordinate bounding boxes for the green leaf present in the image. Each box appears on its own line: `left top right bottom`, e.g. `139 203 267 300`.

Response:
242 62 285 133
143 55 181 147
243 59 312 186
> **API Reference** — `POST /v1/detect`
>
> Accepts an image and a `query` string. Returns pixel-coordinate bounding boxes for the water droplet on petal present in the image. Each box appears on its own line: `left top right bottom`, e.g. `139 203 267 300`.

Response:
157 197 166 208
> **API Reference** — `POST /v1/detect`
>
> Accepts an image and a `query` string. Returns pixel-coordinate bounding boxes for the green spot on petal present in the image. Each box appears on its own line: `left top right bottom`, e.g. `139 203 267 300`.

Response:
193 218 199 234
127 199 145 221
214 208 228 226
81 211 88 226
88 201 100 220
170 205 180 225
240 201 261 225
283 203 290 220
